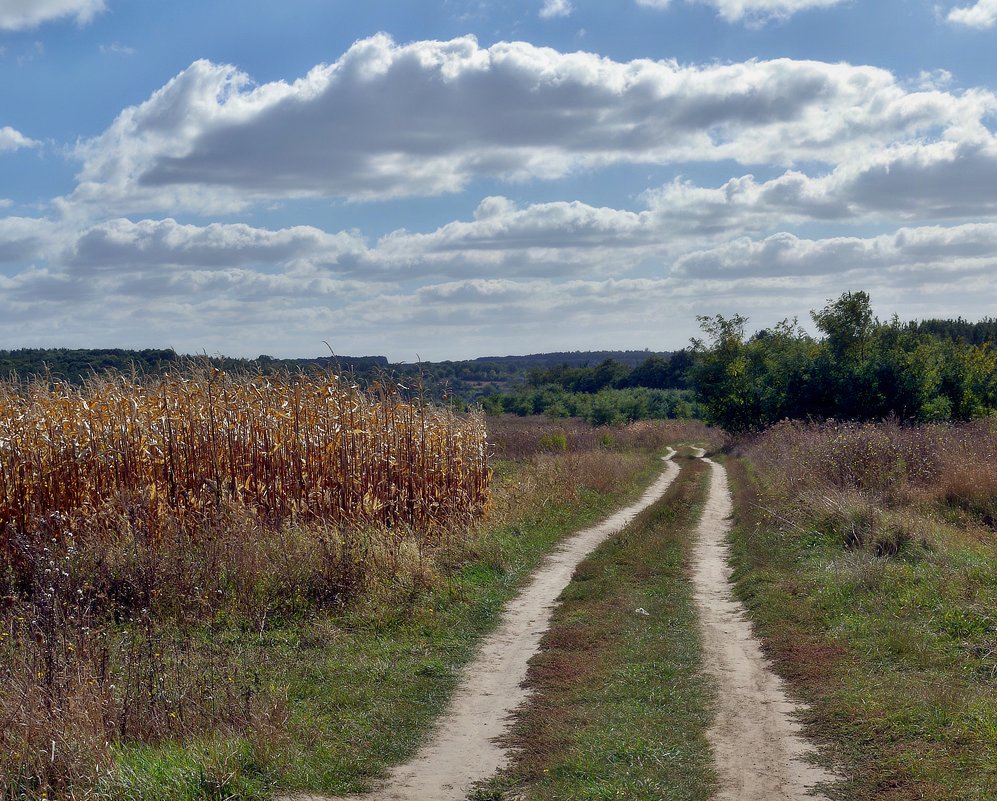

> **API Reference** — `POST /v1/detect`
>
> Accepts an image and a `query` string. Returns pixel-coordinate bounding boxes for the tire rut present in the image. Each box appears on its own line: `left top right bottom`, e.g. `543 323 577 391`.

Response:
692 457 835 800
281 452 681 801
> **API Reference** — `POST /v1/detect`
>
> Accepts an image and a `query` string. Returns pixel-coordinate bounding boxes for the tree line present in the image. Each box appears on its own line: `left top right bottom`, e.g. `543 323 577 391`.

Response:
692 292 997 432
480 352 700 424
5 296 997 432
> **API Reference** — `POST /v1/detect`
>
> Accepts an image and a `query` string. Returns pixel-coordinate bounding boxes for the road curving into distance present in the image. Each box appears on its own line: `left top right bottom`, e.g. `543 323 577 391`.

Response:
284 447 836 801
283 449 681 801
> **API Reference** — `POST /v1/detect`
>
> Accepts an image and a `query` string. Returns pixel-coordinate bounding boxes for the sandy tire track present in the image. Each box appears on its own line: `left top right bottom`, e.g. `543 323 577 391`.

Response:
281 450 681 801
692 456 835 800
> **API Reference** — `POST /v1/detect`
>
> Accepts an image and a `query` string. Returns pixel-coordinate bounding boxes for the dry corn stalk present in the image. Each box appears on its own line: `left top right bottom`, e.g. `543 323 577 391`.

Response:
0 371 490 562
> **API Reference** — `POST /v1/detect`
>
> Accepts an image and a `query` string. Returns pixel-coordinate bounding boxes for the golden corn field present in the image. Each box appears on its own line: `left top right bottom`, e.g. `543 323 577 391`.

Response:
0 370 490 564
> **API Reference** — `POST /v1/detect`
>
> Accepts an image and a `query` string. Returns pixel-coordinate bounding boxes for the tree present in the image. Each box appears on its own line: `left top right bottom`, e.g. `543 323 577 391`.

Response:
811 291 874 361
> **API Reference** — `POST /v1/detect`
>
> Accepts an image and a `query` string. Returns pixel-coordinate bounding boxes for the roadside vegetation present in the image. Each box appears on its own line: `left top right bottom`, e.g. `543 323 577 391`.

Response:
689 291 997 799
8 289 997 800
477 454 716 801
0 371 704 800
728 420 997 800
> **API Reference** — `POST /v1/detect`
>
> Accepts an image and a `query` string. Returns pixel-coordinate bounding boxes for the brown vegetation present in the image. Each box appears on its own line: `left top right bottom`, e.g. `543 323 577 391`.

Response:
0 370 489 800
0 394 691 799
0 371 488 564
730 420 997 800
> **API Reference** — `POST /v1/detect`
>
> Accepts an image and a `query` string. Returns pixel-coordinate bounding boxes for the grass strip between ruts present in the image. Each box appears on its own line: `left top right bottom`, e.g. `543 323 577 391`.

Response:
475 455 716 801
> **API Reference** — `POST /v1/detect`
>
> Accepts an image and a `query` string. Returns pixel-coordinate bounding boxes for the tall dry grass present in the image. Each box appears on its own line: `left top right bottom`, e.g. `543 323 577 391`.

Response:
0 401 705 799
742 419 997 505
732 420 997 799
738 418 997 552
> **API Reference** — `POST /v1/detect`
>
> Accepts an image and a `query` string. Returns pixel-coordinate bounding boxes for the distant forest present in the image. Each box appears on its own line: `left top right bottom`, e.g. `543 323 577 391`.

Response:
3 301 997 429
0 346 670 413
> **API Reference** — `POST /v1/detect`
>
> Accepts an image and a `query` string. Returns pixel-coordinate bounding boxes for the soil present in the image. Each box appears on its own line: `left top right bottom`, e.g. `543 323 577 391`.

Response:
691 457 835 800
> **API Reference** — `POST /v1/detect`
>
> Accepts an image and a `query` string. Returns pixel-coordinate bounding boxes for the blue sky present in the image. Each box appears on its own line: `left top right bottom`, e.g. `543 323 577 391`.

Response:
2 0 997 360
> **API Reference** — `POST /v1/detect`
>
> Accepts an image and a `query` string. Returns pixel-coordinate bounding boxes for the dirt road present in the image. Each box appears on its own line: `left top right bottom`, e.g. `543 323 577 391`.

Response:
285 452 680 801
692 457 834 800
286 451 835 801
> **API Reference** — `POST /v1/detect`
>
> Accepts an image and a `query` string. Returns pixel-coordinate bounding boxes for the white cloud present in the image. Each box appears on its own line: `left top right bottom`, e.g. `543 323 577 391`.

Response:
948 0 997 28
364 196 665 277
539 0 573 18
637 0 845 24
99 42 136 56
915 69 953 91
0 126 38 153
673 223 997 279
63 217 364 272
0 216 59 262
64 34 994 214
4 207 997 358
0 0 106 31
643 133 997 231
43 200 666 284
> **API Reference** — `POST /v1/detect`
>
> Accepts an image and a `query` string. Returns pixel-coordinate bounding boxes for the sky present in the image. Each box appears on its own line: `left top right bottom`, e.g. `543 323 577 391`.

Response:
1 0 997 361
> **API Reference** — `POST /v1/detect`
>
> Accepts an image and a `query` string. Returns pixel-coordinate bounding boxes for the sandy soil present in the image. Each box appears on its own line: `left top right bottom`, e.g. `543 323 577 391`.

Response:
692 457 835 800
284 451 680 801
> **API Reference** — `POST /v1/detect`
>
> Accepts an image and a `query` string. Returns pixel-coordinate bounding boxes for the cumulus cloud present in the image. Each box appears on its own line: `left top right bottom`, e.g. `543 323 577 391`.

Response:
644 133 997 233
0 216 58 262
64 34 994 214
539 0 573 18
948 0 997 28
41 199 667 285
0 126 38 153
362 196 667 278
637 0 845 24
0 0 106 30
63 218 364 272
3 206 997 357
672 224 997 279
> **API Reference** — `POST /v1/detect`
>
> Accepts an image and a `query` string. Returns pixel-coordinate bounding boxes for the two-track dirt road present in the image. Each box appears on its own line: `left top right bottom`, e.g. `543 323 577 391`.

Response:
285 449 834 801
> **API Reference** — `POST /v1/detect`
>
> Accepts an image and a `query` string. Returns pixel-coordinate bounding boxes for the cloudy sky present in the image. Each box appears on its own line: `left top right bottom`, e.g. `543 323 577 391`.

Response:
1 1 996 360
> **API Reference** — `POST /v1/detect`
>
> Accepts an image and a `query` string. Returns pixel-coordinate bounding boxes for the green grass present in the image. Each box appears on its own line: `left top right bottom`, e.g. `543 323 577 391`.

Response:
726 458 997 801
475 457 716 801
96 452 667 801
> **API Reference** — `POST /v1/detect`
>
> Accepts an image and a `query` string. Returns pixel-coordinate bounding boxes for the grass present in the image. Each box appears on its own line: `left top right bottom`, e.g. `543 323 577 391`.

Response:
0 368 491 800
475 455 716 801
726 423 997 801
0 410 715 800
91 436 676 800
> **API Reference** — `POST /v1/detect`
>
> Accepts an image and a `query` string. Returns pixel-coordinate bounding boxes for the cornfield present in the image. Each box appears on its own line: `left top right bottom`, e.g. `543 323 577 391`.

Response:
0 370 490 567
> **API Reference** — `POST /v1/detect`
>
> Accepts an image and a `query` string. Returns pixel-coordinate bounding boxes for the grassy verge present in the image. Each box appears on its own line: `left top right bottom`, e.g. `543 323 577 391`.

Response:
475 456 715 801
726 449 997 801
93 446 671 801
